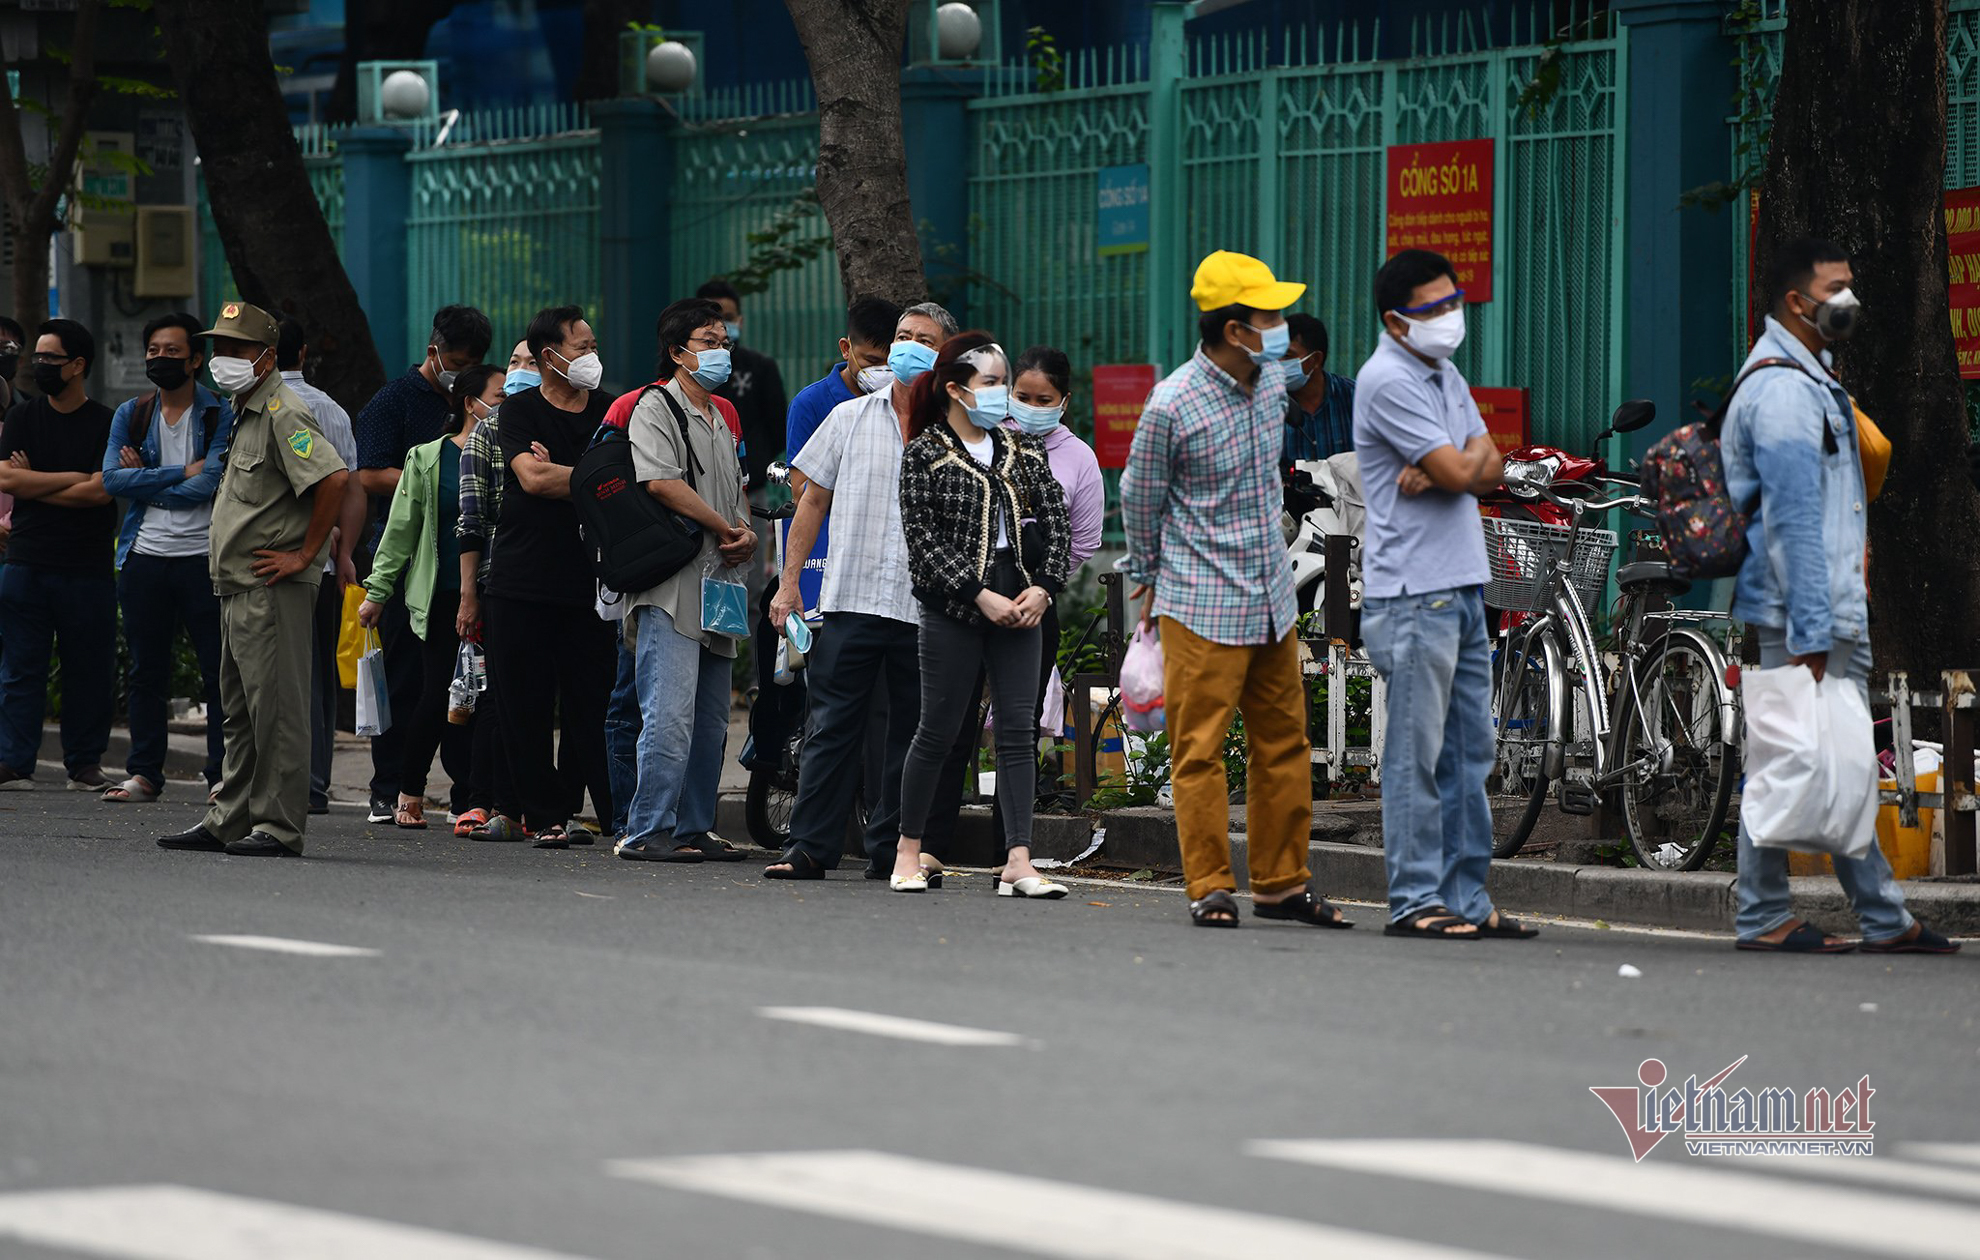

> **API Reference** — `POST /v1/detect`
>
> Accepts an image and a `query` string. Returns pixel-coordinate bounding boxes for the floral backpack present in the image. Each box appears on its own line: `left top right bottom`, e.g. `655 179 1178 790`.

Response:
1638 358 1818 580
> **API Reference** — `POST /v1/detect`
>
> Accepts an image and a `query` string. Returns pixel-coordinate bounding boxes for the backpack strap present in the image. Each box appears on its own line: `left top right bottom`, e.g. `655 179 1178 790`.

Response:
127 392 160 449
1708 356 1838 453
648 385 706 488
200 404 220 454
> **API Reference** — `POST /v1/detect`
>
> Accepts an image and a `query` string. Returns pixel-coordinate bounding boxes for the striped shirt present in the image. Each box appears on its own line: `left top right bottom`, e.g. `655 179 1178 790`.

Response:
790 387 917 625
1280 371 1358 462
1121 350 1299 645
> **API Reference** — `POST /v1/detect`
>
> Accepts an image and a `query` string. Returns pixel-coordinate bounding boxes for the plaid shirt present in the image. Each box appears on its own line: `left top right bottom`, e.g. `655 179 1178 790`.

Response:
1121 349 1298 645
455 403 502 582
1280 371 1358 462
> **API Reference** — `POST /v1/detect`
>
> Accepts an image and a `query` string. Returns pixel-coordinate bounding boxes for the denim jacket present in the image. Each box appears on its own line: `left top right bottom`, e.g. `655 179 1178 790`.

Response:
101 384 236 567
1721 316 1867 656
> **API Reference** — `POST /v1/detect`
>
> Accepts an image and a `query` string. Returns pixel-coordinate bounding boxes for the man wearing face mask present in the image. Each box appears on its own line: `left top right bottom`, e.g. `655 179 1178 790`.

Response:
98 313 236 805
762 301 956 880
1280 313 1357 462
1719 238 1954 955
1122 252 1348 929
695 279 787 495
354 304 492 826
156 301 346 857
0 319 116 791
1352 249 1517 941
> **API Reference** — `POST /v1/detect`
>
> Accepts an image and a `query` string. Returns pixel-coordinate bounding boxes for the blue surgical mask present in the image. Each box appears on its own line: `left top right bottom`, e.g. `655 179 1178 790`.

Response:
1008 398 1063 435
963 384 1009 430
888 339 937 383
1246 321 1290 365
1283 354 1316 391
724 321 742 345
689 346 732 388
504 369 540 396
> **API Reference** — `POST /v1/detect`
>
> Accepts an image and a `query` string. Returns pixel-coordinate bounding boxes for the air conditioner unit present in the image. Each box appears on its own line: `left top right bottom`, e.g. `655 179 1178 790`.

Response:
69 130 136 268
134 206 195 298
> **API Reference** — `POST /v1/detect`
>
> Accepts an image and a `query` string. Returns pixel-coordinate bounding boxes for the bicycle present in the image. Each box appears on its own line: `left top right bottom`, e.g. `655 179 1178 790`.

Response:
1486 470 1741 870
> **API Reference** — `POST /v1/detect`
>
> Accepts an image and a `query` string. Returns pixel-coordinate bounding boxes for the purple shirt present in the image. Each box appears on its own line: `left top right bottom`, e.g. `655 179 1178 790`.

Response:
1007 421 1104 572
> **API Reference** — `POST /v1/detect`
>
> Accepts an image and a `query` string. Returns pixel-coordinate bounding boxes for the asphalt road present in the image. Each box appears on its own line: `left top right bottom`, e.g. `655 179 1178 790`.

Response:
2 790 1977 1259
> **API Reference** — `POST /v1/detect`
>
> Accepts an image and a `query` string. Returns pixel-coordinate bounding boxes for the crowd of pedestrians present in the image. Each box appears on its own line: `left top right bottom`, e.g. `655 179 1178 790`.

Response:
0 237 1956 951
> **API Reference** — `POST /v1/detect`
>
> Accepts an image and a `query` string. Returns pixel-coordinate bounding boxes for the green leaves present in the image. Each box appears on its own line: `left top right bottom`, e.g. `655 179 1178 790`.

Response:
717 187 832 296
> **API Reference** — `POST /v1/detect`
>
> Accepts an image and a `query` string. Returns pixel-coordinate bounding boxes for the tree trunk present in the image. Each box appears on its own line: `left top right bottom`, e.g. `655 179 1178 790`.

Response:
0 0 103 325
1756 0 1980 675
576 0 648 102
326 0 460 125
154 0 387 412
783 0 926 305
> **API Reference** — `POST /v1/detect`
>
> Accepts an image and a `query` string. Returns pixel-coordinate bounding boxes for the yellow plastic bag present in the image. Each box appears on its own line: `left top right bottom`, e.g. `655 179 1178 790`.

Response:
335 584 366 689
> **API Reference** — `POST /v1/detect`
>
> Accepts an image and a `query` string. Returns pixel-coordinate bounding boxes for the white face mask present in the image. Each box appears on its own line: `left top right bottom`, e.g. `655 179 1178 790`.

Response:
856 365 894 394
1396 307 1466 361
209 350 265 395
550 346 603 391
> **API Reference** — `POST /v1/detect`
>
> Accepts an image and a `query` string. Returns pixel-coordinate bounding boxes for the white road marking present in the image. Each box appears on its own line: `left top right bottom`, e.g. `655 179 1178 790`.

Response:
190 934 379 958
608 1149 1516 1260
0 1184 596 1259
1249 1139 1980 1260
756 1006 1027 1047
1908 1142 1980 1168
1736 1153 1980 1200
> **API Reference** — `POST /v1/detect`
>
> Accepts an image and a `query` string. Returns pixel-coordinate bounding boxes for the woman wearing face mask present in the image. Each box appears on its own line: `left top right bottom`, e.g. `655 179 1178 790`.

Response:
892 332 1073 896
357 365 504 829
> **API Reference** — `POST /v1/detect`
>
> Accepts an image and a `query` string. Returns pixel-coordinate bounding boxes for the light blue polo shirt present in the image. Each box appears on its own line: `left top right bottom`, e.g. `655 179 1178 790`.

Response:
1351 332 1491 599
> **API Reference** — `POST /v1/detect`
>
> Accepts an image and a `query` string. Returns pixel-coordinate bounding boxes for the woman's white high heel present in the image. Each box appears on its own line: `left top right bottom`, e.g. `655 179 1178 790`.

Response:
997 875 1069 899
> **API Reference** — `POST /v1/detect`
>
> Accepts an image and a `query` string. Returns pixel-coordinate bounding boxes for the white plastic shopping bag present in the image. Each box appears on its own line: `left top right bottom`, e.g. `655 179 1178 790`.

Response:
1740 663 1878 856
1040 665 1066 737
1119 622 1165 733
355 628 392 737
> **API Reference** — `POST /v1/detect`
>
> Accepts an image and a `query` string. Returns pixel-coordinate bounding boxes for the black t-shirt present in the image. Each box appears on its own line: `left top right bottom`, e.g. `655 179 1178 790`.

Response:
0 396 117 575
714 345 787 488
489 386 611 607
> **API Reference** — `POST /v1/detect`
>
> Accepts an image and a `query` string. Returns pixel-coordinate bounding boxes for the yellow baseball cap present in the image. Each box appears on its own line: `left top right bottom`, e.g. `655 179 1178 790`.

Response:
1189 250 1306 312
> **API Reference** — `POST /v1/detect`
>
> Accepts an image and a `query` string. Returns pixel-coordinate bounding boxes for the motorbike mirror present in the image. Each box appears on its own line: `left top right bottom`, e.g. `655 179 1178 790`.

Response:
1608 399 1657 434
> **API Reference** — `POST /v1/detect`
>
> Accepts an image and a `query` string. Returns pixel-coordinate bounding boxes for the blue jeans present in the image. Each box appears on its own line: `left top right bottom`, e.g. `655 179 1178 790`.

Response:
605 633 639 836
1361 586 1496 923
0 565 116 777
118 552 224 786
1735 630 1913 943
624 607 730 843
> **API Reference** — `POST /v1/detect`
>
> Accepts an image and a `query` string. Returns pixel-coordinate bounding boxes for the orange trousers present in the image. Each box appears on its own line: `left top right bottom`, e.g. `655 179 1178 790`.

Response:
1160 618 1312 902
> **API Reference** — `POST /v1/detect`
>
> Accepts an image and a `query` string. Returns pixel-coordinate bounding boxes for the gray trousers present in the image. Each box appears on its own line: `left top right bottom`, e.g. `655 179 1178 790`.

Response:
898 600 1042 851
204 580 316 851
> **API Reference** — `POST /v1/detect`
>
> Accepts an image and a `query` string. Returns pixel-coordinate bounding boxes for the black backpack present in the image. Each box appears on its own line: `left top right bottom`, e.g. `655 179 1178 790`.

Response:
570 386 704 593
128 392 222 454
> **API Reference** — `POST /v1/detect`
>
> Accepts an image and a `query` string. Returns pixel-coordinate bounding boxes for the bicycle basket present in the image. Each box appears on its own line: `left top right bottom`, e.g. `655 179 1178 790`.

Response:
1482 516 1618 613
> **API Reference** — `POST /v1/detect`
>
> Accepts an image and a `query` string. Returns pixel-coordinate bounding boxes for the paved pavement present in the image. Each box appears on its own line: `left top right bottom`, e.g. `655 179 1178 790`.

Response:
2 789 1977 1259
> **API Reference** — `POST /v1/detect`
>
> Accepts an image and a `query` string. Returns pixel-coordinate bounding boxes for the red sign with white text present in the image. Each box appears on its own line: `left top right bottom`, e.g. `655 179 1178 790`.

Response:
1946 186 1980 379
1470 386 1531 455
1091 364 1160 470
1386 138 1495 303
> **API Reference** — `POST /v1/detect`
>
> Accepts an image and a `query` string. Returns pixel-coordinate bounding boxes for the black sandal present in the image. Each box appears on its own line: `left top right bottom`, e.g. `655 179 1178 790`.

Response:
680 832 746 863
764 849 825 881
1383 905 1480 940
1861 921 1961 955
1190 889 1241 928
1252 887 1353 929
532 826 570 850
1476 911 1539 939
1735 922 1855 953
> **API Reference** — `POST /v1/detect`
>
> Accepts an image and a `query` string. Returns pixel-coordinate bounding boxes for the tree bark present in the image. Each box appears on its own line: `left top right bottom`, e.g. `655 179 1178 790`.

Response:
0 0 103 326
326 0 460 125
576 0 648 102
783 0 926 305
154 0 386 412
1756 0 1980 675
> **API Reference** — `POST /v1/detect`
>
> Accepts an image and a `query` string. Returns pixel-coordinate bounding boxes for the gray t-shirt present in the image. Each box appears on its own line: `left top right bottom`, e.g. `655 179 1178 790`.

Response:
132 406 211 559
1351 333 1490 599
628 378 749 657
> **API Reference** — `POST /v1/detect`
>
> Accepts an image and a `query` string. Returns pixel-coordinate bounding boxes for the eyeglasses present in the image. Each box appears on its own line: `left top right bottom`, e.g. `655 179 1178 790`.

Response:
0 342 20 356
1392 289 1466 318
31 353 73 366
686 336 731 351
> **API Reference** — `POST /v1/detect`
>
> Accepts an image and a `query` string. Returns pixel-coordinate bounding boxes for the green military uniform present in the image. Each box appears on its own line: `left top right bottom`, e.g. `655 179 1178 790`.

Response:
201 302 338 854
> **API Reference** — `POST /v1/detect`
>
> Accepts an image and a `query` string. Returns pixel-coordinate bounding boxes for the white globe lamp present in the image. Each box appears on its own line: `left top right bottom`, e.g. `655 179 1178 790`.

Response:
379 69 431 119
935 3 982 60
646 40 698 94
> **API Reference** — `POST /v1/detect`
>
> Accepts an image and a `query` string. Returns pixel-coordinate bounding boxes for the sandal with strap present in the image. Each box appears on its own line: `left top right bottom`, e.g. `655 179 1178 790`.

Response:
1861 921 1961 954
1190 889 1241 928
395 799 427 830
452 808 489 838
1383 905 1480 940
1735 922 1855 953
101 775 161 804
1476 910 1539 939
764 849 825 880
1252 887 1353 929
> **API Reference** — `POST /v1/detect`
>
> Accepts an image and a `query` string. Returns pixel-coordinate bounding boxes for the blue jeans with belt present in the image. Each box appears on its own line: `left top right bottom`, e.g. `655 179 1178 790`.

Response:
1361 585 1497 924
1734 629 1912 943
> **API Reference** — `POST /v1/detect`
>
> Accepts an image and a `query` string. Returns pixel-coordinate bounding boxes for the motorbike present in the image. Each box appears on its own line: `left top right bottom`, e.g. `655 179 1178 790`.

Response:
1284 451 1366 633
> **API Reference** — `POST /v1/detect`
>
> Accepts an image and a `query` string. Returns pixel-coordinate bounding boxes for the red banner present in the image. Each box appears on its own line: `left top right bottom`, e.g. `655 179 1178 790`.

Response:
1947 187 1980 379
1386 138 1495 303
1091 364 1159 470
1470 386 1530 455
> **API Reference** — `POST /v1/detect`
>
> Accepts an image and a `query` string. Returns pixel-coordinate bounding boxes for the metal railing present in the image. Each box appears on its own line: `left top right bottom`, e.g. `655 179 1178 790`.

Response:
1873 672 1980 876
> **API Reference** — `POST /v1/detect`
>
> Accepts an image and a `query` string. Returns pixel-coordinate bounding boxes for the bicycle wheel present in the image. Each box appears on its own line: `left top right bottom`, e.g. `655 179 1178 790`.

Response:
1488 632 1555 858
1621 634 1736 871
744 724 804 849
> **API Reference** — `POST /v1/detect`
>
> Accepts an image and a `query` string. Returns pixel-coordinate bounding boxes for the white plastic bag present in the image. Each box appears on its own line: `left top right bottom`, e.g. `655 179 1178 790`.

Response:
1040 665 1066 737
1120 622 1165 733
355 628 392 737
1740 664 1878 856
